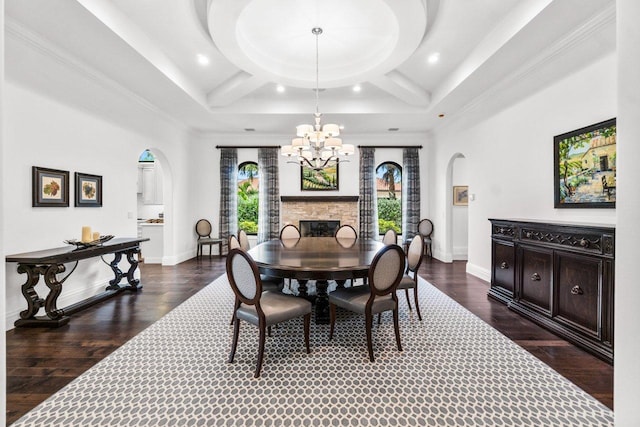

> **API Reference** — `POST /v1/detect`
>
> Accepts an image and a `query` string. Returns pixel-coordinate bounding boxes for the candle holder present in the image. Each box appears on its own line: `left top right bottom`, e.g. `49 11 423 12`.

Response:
64 235 114 249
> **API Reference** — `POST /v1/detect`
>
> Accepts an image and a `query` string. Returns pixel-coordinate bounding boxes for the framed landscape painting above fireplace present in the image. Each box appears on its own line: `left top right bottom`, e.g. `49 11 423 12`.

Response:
301 165 339 191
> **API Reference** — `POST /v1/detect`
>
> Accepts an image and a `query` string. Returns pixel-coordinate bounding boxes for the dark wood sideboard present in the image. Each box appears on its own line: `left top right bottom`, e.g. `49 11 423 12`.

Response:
489 219 614 363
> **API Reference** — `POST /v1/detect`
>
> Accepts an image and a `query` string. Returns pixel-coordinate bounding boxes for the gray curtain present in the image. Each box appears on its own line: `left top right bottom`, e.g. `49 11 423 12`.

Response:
359 147 379 239
219 148 238 254
257 147 280 243
402 147 421 240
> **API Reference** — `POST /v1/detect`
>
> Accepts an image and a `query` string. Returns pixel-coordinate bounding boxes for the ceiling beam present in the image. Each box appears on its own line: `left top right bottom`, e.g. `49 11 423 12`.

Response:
206 71 268 107
369 71 431 107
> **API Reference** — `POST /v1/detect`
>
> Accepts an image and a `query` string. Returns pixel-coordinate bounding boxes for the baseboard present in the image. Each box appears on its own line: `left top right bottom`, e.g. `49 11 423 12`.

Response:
466 262 490 282
162 249 194 266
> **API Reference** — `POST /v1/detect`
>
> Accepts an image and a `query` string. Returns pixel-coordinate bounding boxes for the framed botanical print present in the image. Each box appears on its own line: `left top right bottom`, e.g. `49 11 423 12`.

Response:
75 172 103 207
32 166 69 207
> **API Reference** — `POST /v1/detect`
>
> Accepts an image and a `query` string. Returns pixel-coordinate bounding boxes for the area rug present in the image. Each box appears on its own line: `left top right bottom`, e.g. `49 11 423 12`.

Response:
11 276 614 426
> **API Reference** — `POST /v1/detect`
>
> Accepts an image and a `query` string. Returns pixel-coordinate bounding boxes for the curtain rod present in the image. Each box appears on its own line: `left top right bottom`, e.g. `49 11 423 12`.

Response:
215 145 281 149
357 145 422 149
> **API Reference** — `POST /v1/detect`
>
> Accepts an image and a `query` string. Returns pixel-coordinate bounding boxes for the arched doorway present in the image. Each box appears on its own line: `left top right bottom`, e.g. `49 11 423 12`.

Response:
136 148 173 265
444 153 468 262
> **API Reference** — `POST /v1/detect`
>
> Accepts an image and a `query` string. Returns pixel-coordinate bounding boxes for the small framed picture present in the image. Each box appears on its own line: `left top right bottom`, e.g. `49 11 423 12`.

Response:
453 185 468 206
75 172 103 207
32 166 69 207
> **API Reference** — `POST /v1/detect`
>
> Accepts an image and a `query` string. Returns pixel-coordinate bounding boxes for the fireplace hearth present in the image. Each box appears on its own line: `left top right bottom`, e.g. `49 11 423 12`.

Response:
299 220 340 237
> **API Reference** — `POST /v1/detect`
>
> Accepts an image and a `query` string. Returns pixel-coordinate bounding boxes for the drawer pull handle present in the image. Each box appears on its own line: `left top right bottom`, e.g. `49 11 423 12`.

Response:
571 285 584 295
579 239 589 248
531 273 541 281
525 232 532 238
500 261 509 269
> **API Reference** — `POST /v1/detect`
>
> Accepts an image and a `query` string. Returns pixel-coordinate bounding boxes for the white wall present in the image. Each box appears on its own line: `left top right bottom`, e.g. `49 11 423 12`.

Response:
432 52 617 280
615 0 640 424
1 1 7 422
2 82 187 327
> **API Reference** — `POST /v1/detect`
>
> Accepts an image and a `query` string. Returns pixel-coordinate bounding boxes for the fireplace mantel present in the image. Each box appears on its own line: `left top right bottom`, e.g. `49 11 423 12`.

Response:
280 196 359 203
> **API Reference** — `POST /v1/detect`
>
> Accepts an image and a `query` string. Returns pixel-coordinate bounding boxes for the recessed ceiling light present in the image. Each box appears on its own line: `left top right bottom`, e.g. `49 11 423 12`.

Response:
244 128 255 132
427 52 440 64
353 84 362 93
388 128 399 132
197 54 210 66
276 84 285 93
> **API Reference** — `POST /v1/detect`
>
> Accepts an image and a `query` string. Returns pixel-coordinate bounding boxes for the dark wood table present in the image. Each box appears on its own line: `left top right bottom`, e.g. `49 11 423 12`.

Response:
248 237 384 323
6 237 148 327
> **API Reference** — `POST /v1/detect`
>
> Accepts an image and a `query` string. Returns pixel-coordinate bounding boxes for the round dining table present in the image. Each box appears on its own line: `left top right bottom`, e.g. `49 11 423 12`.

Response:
248 237 385 323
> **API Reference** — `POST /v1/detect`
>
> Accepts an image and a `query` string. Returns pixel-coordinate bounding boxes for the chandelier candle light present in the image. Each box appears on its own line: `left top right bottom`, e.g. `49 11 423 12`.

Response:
281 27 354 170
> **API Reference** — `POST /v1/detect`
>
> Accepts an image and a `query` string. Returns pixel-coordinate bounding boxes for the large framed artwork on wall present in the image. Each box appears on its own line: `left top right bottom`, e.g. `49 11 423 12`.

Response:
554 118 616 208
301 164 339 191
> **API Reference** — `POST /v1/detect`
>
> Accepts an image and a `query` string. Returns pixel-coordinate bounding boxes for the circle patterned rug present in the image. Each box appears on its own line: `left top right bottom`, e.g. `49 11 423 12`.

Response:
11 276 613 426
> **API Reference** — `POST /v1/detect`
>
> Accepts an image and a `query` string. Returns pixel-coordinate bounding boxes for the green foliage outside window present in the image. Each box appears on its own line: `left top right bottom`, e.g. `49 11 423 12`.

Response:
378 198 401 234
238 162 259 234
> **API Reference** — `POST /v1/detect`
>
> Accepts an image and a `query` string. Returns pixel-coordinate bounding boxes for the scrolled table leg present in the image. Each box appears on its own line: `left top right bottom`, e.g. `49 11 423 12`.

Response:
107 252 124 290
315 280 330 324
125 248 142 290
17 264 45 320
43 263 67 320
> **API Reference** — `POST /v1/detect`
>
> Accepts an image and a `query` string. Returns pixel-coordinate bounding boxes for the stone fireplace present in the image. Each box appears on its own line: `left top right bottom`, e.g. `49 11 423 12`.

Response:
281 196 359 234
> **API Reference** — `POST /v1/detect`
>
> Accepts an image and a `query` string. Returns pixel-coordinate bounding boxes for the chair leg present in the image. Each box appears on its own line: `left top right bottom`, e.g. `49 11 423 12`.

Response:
377 312 381 324
268 325 272 337
228 318 240 363
405 288 412 310
230 299 240 325
365 312 374 362
255 324 266 378
393 309 402 352
304 313 311 353
329 303 336 339
413 287 422 321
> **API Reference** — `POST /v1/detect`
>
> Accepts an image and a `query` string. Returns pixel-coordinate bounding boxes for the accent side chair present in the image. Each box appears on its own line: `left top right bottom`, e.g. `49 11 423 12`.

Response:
328 244 405 362
417 218 434 258
195 219 222 258
226 248 312 378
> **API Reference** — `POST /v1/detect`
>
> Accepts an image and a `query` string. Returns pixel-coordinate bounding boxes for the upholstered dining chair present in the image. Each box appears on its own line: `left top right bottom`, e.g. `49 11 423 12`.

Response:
228 234 241 251
329 244 405 362
382 228 397 245
226 248 312 378
397 234 425 321
280 224 301 240
238 229 251 251
418 219 434 258
195 219 222 258
335 224 358 240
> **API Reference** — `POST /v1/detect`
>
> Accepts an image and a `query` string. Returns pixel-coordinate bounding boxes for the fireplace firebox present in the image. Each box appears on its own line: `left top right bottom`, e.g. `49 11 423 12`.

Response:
299 220 340 237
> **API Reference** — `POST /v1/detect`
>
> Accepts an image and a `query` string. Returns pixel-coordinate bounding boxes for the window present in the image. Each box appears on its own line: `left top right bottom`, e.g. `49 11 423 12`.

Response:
237 162 259 234
376 162 402 235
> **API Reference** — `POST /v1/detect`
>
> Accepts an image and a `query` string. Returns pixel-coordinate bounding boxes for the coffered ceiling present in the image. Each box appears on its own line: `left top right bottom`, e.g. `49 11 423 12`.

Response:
4 0 616 135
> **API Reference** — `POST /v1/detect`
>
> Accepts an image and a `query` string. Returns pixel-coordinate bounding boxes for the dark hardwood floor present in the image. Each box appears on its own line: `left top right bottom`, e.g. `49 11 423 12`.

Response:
5 257 613 425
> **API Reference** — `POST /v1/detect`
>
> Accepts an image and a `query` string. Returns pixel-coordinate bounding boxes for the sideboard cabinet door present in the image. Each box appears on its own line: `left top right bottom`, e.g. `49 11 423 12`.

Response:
491 240 515 301
555 253 602 339
519 246 553 315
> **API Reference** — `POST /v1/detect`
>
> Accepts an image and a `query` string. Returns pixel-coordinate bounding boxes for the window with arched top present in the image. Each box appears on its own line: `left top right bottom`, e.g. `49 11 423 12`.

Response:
376 162 402 235
237 161 259 235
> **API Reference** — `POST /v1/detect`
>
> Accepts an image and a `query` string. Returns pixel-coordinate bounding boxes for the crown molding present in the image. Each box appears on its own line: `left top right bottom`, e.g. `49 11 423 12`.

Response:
437 3 615 132
5 18 192 134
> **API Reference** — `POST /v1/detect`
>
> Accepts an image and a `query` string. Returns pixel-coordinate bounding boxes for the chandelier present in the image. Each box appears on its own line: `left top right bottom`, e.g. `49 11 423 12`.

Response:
281 27 354 170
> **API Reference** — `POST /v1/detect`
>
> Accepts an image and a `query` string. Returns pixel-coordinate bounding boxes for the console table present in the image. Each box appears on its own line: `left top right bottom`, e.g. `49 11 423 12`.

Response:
6 237 149 327
489 219 614 363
